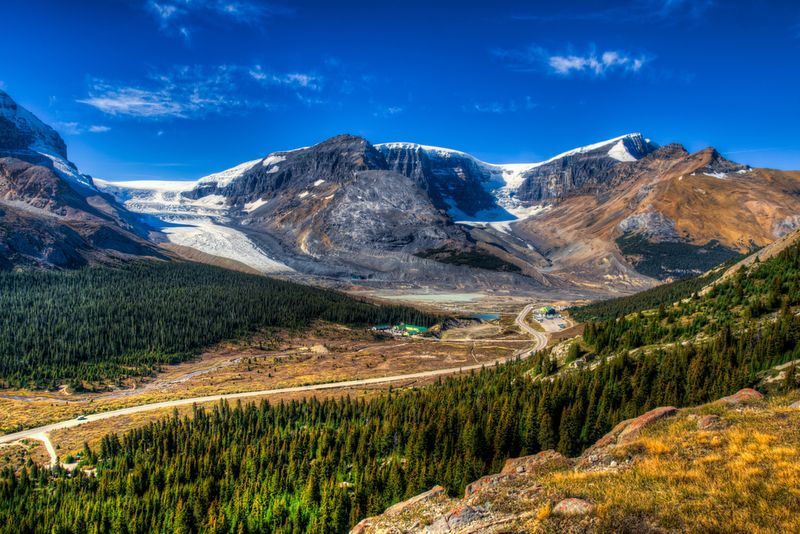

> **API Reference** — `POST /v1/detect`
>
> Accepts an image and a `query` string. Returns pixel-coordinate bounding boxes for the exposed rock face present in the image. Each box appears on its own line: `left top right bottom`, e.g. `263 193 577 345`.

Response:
515 134 657 203
0 90 67 160
384 486 446 516
425 505 486 533
552 498 595 517
500 450 572 475
719 388 764 406
378 143 499 217
697 414 724 430
0 157 162 268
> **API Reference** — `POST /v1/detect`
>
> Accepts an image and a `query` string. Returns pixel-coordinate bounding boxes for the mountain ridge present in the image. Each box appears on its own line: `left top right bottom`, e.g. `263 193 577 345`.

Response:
97 131 800 294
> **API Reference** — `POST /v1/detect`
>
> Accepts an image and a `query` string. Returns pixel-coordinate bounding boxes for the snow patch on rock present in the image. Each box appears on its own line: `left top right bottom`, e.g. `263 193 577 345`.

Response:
197 158 262 188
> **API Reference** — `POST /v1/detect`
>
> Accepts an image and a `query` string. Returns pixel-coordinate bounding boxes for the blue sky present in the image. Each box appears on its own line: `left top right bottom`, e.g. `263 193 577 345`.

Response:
2 0 799 180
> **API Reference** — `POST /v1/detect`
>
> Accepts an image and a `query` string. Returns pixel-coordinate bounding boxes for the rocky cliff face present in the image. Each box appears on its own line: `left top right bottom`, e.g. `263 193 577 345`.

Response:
0 90 67 160
0 91 163 269
377 143 500 217
514 133 658 203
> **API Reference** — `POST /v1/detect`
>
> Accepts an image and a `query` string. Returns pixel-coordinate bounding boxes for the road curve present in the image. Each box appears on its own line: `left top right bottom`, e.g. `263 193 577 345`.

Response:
0 304 550 459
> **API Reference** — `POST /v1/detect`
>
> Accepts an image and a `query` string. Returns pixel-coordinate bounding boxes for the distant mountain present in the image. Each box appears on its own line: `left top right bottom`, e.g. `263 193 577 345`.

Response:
97 131 800 293
0 90 162 268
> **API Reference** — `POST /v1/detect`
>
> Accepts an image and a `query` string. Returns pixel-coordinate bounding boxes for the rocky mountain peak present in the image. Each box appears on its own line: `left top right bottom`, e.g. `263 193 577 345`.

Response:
0 89 68 160
309 134 387 170
690 146 749 175
647 143 690 160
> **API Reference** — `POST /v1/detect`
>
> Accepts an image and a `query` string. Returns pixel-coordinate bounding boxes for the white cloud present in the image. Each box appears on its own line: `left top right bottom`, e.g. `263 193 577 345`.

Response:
495 45 650 77
373 105 403 118
53 122 112 135
145 0 291 40
249 66 322 91
148 1 179 24
549 50 647 75
79 86 186 118
78 64 331 119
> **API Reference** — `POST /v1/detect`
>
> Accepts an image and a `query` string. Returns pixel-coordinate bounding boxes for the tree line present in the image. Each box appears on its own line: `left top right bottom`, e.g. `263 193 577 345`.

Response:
0 262 438 389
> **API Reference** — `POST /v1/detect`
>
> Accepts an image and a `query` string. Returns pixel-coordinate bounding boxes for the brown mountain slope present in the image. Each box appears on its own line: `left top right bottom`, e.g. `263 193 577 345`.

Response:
514 146 800 284
0 157 163 268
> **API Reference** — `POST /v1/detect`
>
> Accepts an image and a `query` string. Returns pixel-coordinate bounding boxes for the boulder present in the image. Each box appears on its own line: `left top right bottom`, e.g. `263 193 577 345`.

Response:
425 505 486 533
552 498 595 516
790 400 800 409
500 449 572 475
384 485 446 516
617 406 678 444
349 518 373 534
463 473 514 498
697 414 724 430
719 388 763 406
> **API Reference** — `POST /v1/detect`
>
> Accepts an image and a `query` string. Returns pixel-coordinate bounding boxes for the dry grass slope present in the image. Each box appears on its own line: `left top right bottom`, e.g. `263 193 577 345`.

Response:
354 391 800 533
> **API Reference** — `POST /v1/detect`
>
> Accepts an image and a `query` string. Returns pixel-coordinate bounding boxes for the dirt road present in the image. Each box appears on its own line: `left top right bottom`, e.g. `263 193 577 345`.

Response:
0 303 551 465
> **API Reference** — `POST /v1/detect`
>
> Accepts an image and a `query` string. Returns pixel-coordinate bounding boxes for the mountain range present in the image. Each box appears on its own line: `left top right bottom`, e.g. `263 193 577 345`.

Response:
2 89 799 296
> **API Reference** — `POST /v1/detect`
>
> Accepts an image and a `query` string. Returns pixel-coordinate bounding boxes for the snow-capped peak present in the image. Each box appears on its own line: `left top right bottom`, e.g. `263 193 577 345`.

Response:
0 90 95 190
537 133 647 165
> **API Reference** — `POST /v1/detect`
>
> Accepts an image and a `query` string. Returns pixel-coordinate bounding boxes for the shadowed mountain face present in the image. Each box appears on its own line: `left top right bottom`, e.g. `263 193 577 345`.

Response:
0 91 163 269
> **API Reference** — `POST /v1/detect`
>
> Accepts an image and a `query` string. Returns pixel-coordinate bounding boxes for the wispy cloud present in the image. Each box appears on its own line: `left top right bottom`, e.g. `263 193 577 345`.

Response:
145 1 291 41
79 85 187 118
53 121 111 135
493 45 650 77
513 0 714 23
465 96 537 114
78 64 335 119
249 66 323 91
372 105 403 118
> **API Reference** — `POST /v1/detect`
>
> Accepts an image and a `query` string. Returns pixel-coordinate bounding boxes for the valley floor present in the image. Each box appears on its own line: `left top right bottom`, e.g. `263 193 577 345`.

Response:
0 302 561 468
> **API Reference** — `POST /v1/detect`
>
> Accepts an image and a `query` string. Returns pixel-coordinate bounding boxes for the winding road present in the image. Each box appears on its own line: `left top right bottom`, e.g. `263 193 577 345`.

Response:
1 303 551 466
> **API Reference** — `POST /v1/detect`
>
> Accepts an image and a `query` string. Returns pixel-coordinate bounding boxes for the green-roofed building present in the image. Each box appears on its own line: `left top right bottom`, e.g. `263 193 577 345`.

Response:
397 323 428 335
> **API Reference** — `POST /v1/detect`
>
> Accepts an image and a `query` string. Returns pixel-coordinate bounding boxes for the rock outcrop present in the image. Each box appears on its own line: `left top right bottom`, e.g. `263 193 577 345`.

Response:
718 388 764 406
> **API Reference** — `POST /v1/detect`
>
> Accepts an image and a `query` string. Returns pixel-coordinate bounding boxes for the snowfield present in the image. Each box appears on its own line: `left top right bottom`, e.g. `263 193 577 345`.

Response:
162 219 292 273
95 178 290 273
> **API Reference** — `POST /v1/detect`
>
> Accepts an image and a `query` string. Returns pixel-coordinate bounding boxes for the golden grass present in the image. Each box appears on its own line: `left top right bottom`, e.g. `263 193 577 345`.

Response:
543 400 800 533
1 322 526 433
